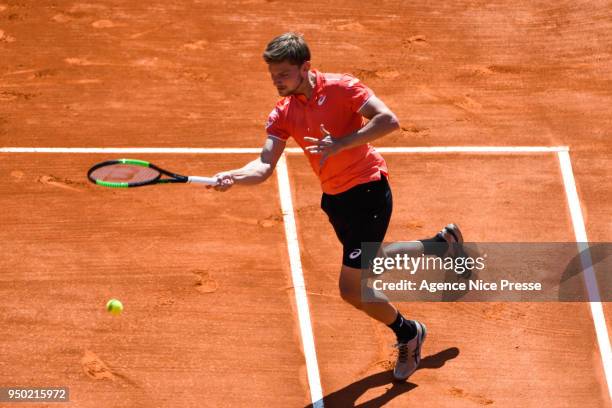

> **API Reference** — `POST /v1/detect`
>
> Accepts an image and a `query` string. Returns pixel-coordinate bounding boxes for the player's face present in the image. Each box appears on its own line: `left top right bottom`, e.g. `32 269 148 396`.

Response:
268 61 309 96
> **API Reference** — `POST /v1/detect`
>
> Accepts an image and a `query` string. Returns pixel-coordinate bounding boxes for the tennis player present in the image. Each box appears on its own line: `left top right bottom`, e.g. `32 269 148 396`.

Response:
209 32 465 381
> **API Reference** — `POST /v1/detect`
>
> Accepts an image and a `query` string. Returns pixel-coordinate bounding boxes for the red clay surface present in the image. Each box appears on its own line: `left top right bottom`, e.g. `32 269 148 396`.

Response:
1 155 308 407
1 1 611 407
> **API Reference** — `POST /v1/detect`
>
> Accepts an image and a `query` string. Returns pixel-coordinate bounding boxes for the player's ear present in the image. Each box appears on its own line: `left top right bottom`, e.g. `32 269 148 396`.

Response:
301 60 311 74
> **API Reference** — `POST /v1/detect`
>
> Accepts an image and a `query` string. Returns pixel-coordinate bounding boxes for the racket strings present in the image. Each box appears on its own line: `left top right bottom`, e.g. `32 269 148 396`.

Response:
90 164 160 184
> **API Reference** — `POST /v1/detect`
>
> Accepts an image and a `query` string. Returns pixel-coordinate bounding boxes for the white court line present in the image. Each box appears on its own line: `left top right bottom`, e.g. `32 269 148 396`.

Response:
276 154 324 408
0 147 264 154
375 146 569 153
558 150 612 401
0 146 568 154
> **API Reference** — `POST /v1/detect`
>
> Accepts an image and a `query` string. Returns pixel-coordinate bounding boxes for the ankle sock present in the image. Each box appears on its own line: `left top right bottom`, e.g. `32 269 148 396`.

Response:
388 312 417 342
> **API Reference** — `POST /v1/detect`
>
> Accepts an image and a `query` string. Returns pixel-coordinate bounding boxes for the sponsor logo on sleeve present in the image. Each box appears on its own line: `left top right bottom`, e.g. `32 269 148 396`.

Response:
265 108 279 129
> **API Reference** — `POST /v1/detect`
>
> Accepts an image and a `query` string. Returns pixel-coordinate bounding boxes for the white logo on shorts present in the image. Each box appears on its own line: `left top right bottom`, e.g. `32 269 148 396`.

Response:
349 249 362 259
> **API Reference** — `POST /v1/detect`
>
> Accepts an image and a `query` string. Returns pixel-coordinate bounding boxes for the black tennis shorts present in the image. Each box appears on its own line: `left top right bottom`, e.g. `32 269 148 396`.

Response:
321 174 392 269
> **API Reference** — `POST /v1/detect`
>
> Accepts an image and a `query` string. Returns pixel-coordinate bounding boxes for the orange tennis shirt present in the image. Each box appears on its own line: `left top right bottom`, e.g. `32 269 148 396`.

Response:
265 69 388 195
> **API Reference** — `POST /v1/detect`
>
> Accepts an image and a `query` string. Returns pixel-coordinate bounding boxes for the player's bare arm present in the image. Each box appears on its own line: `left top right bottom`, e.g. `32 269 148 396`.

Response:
210 135 286 191
304 95 400 165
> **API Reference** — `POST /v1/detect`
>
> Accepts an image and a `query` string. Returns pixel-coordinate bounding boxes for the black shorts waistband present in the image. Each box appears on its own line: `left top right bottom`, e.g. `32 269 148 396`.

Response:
322 173 389 201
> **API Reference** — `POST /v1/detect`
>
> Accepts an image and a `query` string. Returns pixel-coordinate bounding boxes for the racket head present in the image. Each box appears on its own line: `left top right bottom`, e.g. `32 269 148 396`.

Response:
87 159 163 188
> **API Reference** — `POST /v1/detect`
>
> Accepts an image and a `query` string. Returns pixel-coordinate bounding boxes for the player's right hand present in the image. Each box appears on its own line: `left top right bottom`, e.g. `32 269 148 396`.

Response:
208 172 234 192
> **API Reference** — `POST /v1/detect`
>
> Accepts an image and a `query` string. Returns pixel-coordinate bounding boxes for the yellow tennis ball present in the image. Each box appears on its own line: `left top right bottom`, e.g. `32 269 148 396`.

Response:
106 299 123 316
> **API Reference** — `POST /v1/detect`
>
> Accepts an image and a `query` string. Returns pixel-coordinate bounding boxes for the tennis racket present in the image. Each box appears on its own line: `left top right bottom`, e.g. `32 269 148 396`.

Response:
87 159 218 188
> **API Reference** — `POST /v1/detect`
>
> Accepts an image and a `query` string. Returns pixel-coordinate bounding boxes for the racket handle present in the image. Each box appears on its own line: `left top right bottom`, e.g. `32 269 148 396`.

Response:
187 176 218 186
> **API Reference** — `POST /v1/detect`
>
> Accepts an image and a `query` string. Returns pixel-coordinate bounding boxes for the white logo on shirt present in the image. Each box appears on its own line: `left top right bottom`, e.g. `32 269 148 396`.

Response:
317 95 327 106
265 108 280 129
349 249 362 259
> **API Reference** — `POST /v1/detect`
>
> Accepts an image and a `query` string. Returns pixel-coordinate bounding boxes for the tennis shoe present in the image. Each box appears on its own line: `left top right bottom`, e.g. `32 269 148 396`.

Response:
438 223 472 278
393 320 427 381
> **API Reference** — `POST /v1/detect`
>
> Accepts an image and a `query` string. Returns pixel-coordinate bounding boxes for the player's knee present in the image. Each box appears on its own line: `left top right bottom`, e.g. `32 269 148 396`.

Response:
340 291 363 309
339 281 363 309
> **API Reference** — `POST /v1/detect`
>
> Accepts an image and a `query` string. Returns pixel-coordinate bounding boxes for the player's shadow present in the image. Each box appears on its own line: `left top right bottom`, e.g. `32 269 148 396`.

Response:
304 347 459 408
558 243 611 301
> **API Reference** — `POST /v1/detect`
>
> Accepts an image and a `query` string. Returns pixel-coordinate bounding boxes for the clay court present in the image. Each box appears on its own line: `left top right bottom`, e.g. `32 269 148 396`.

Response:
1 1 611 407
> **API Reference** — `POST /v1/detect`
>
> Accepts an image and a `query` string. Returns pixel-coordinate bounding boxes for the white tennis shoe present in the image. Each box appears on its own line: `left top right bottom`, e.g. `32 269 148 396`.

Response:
438 223 473 278
439 223 464 257
393 320 427 381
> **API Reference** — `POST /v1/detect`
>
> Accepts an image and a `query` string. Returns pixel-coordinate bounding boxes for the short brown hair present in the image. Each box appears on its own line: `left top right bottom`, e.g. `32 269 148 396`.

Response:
263 32 311 66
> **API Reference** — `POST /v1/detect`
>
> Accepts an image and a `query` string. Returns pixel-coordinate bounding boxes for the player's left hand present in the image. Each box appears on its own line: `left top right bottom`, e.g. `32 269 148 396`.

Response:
304 124 345 167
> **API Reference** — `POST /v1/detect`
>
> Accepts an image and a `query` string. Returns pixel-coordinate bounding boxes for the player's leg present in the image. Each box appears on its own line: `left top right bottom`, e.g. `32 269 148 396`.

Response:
381 223 466 260
337 260 427 381
337 263 397 323
375 227 468 380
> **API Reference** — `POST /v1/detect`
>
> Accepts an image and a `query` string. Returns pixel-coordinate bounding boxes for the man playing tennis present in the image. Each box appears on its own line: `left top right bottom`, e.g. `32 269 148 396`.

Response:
210 32 465 381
